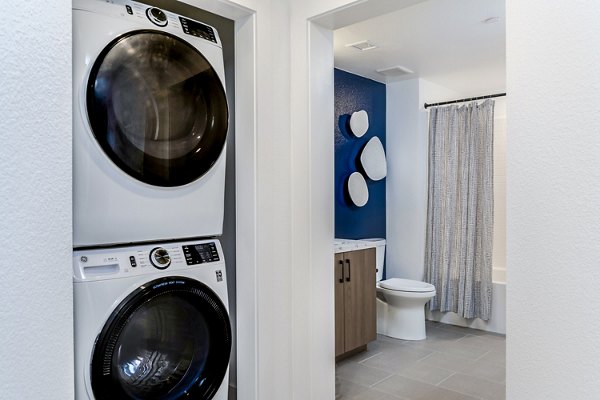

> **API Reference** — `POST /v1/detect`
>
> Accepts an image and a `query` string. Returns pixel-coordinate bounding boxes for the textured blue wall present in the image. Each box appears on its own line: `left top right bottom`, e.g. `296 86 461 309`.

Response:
335 69 386 239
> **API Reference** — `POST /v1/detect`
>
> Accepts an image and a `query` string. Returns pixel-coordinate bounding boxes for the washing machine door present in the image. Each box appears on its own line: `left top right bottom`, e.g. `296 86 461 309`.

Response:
87 30 228 187
91 277 231 400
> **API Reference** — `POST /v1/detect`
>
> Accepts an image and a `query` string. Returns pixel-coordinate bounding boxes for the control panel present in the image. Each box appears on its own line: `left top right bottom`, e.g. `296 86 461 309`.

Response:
73 239 224 282
117 2 220 45
179 17 217 43
182 242 220 265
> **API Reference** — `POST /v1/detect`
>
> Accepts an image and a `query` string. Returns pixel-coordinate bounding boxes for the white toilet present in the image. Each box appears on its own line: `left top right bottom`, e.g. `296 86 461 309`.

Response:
365 238 436 341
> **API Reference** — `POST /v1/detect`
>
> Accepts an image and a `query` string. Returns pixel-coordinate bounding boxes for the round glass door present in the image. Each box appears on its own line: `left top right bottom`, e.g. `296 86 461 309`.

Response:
87 30 228 187
91 277 231 400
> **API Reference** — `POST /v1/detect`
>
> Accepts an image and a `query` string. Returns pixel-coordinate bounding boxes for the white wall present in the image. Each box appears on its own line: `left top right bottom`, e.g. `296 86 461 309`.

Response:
507 0 600 398
386 79 423 281
0 2 74 399
386 78 459 281
289 5 336 399
253 1 294 398
493 98 507 274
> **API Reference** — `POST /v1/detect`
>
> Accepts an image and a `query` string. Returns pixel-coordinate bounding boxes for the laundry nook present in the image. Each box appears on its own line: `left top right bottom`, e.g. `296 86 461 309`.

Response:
71 1 234 398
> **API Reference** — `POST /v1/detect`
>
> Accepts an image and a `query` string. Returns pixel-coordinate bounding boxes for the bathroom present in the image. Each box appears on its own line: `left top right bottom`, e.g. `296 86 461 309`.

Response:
333 0 506 398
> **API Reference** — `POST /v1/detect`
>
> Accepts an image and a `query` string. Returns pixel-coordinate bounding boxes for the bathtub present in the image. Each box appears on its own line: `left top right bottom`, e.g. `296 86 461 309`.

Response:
425 267 506 334
493 267 506 283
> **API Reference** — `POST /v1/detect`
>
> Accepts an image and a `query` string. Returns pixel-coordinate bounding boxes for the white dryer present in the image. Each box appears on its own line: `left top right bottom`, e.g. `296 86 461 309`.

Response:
73 0 229 247
74 239 231 400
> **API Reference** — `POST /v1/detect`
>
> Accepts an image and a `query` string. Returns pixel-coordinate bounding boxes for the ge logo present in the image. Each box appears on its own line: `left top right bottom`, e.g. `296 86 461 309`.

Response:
80 256 88 263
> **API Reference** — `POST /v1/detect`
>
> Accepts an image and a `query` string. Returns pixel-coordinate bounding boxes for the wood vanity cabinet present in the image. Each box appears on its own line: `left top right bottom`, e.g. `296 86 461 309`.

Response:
335 248 376 359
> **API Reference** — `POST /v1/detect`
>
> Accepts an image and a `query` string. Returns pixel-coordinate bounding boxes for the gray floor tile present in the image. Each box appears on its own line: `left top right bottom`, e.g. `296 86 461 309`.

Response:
397 362 457 386
373 375 480 400
361 346 433 373
368 337 410 353
339 338 407 366
336 378 370 400
428 340 492 360
338 323 505 400
455 334 505 350
403 330 467 352
432 322 488 337
336 361 395 387
339 349 385 365
351 389 409 400
477 348 505 365
418 351 476 372
377 334 410 345
439 373 505 400
426 328 469 341
458 358 506 383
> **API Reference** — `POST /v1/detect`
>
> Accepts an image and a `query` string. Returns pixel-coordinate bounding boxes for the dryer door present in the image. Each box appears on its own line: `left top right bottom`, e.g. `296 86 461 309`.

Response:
91 277 231 400
87 30 228 187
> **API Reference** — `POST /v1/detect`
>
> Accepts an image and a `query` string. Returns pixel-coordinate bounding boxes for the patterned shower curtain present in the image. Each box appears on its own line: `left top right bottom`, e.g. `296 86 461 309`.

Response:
424 100 494 320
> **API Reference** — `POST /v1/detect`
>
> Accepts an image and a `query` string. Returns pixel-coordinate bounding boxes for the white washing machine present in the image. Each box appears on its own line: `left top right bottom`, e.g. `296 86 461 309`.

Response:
74 239 231 399
73 0 229 247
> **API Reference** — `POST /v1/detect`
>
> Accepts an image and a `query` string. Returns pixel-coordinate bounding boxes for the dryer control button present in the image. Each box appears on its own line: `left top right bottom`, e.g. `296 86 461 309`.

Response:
150 247 171 269
146 7 168 27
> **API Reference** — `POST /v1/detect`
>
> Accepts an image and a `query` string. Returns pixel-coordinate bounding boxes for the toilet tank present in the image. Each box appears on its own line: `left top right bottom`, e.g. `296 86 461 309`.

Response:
362 238 386 282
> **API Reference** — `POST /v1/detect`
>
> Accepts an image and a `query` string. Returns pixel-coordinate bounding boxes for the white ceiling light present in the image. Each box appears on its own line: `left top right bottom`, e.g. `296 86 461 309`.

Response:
376 65 414 77
346 40 378 51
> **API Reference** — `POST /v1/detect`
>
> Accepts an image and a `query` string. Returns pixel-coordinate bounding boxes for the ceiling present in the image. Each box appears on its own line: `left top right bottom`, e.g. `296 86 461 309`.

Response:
333 0 505 96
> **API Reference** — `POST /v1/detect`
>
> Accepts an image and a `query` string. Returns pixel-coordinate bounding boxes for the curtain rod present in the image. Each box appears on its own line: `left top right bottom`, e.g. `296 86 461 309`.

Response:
424 92 506 109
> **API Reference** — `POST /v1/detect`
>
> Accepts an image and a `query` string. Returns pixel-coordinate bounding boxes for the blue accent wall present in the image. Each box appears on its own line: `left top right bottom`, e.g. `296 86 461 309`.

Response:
335 69 386 239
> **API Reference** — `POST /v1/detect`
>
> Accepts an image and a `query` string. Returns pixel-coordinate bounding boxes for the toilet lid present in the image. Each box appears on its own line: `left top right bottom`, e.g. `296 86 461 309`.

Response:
379 278 435 293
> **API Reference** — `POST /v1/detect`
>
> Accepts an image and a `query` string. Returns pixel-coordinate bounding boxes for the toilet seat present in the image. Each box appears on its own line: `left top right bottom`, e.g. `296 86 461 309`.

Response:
379 278 435 293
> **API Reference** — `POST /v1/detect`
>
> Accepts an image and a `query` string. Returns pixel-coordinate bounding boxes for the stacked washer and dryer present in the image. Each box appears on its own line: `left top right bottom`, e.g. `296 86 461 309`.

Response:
72 1 232 399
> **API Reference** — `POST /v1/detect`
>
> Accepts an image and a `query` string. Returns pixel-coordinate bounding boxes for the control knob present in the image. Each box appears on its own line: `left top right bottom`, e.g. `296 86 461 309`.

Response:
150 247 171 269
146 7 168 27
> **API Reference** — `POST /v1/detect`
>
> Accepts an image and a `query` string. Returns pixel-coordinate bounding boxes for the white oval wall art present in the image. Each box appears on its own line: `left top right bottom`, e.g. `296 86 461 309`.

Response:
360 136 387 181
348 172 369 207
349 110 369 137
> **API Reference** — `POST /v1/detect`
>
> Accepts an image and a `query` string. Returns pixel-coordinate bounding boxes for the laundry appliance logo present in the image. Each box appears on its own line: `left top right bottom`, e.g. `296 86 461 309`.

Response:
153 280 185 289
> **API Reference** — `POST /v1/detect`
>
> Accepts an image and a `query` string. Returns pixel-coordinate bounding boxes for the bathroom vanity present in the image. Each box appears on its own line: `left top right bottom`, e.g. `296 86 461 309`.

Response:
334 240 377 360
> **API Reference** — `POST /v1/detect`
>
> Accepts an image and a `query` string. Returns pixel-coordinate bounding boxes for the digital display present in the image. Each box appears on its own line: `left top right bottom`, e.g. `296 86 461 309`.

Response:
182 242 220 265
179 17 217 43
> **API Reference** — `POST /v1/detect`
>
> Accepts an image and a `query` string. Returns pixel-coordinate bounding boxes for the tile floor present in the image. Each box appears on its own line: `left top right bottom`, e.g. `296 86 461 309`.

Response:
336 321 506 400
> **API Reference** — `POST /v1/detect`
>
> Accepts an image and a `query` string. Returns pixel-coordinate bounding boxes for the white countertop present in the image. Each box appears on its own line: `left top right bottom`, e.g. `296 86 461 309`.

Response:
333 238 379 254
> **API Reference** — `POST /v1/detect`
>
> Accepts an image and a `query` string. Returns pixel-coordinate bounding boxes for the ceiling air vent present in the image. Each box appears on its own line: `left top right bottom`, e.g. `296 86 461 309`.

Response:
346 40 378 51
376 65 414 77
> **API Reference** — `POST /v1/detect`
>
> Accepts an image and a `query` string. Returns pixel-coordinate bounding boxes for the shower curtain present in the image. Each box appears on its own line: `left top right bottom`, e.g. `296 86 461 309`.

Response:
424 100 494 320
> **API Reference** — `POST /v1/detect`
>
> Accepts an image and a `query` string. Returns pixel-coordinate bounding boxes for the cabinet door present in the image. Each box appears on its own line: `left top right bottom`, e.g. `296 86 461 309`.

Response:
343 249 376 351
360 248 377 343
334 253 345 357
